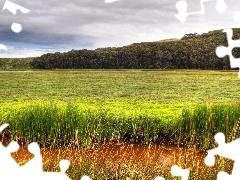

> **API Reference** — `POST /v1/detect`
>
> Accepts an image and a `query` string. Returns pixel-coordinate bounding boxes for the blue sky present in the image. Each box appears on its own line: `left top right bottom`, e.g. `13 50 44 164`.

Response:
0 0 240 58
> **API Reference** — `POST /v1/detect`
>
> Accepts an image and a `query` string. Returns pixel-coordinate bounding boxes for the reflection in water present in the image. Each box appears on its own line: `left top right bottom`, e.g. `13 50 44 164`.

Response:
9 142 206 171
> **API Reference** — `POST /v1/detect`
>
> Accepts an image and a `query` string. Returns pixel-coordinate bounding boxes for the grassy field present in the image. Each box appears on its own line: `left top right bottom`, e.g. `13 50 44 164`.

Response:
0 69 240 103
1 70 240 179
0 70 240 149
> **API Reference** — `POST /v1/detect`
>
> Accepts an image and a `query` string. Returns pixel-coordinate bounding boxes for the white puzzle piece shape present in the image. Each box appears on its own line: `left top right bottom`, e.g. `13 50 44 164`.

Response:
175 0 227 22
216 28 240 77
2 0 30 33
205 132 240 179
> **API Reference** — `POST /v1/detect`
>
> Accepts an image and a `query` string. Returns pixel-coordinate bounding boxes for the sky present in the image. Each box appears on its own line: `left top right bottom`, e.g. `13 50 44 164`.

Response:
0 0 240 58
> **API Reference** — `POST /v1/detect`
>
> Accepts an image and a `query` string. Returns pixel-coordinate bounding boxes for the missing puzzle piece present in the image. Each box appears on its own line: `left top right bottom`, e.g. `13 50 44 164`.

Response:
2 0 30 15
2 0 30 33
0 123 74 179
205 132 240 179
0 140 21 179
216 28 240 77
175 0 227 22
155 165 190 180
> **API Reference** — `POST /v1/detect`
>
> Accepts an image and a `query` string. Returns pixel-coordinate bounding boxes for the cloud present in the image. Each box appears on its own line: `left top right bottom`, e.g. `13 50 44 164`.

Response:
0 45 56 58
0 0 240 58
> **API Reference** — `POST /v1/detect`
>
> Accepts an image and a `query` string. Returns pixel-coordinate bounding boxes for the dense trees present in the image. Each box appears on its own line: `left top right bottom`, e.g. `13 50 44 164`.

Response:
30 28 240 70
0 58 33 70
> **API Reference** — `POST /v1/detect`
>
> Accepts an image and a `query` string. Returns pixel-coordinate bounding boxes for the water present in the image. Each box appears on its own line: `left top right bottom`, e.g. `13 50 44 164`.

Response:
8 142 206 171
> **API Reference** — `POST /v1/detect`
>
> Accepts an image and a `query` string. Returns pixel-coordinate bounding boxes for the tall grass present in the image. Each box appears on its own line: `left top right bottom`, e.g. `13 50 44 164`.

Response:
179 103 240 150
2 101 240 179
0 101 177 149
1 101 240 150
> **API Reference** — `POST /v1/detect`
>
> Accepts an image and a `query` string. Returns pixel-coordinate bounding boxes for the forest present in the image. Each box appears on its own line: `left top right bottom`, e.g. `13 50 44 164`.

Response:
28 28 240 69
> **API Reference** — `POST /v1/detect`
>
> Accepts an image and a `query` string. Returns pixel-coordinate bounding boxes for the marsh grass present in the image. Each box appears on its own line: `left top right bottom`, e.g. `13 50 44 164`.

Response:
0 101 178 148
4 101 237 180
1 70 240 178
1 101 240 151
3 101 240 179
179 103 240 150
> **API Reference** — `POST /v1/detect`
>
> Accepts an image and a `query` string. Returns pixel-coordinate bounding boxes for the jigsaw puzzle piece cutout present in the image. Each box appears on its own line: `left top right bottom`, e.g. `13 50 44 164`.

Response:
175 1 189 22
155 165 190 180
155 176 165 180
0 124 20 178
205 132 240 162
205 132 240 178
2 0 30 15
2 0 30 33
171 165 190 180
0 123 9 131
39 172 71 180
0 123 20 174
216 45 229 58
80 175 92 180
217 171 235 180
0 123 74 179
175 0 227 22
36 160 71 180
216 28 240 77
59 159 70 173
215 0 227 12
21 142 43 173
11 23 22 33
20 156 72 179
175 0 207 22
0 141 21 178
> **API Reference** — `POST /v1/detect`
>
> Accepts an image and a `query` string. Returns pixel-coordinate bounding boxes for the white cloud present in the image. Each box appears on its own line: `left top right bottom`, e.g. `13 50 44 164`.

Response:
0 0 240 58
0 45 56 58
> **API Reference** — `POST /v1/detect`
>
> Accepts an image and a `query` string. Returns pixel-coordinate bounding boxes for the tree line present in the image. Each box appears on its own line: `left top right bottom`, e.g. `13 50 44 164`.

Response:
30 28 240 70
0 58 33 70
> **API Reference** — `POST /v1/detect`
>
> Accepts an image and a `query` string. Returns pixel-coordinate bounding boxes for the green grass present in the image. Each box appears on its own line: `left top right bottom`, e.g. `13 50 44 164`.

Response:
0 70 240 149
1 70 239 179
1 101 240 150
0 70 240 103
0 101 179 148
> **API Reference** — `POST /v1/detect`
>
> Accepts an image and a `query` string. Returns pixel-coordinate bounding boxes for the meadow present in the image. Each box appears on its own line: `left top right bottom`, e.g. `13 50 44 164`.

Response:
1 70 240 179
1 70 240 103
